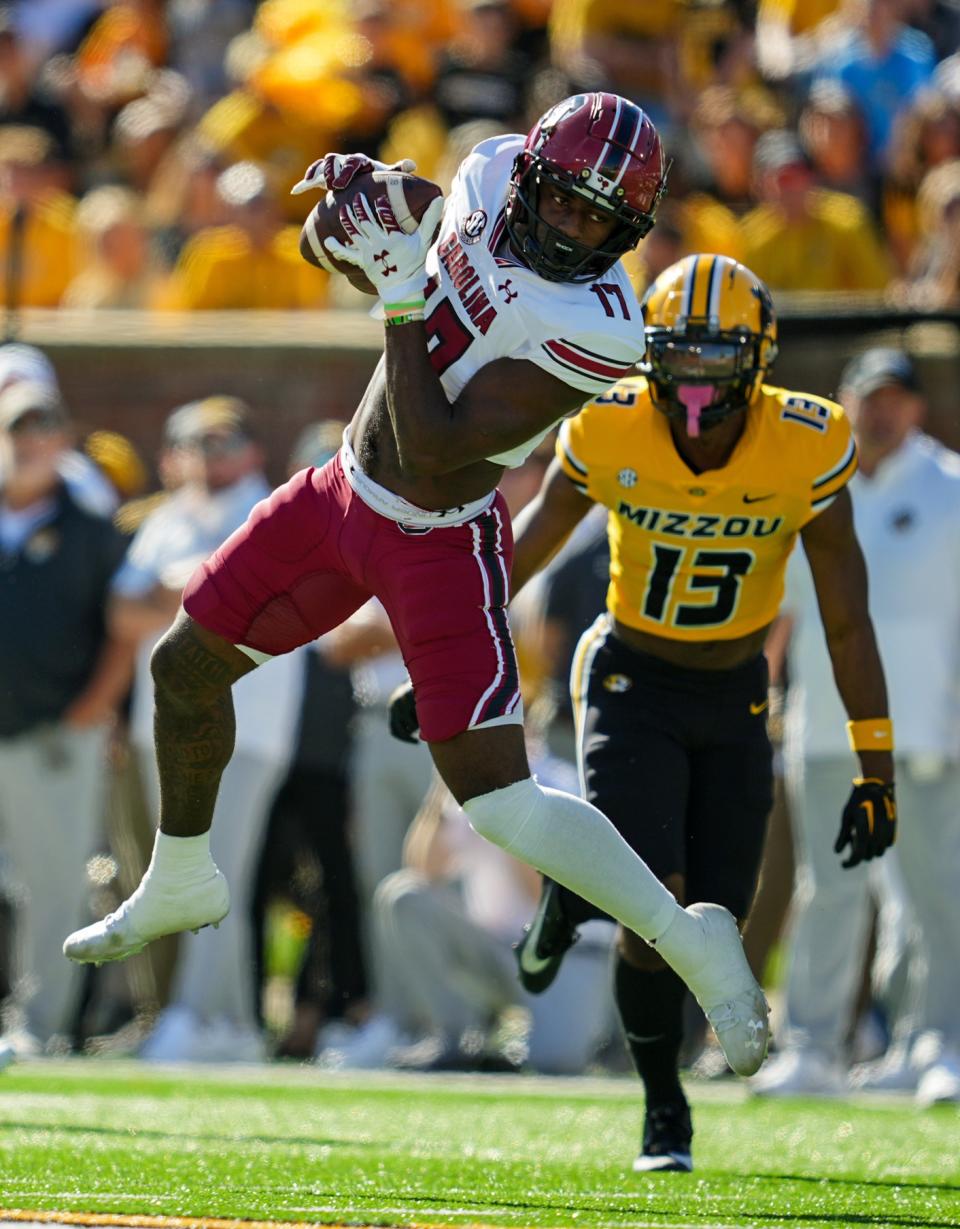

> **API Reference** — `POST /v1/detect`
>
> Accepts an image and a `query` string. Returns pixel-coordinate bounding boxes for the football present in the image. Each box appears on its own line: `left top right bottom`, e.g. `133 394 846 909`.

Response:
299 169 444 295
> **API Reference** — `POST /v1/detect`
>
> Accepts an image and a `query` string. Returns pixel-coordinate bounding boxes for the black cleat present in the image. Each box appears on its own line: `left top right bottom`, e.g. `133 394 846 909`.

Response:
633 1101 693 1173
513 877 578 994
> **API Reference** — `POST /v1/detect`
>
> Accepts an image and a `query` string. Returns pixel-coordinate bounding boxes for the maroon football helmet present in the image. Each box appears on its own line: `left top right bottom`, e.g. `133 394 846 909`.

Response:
506 92 668 283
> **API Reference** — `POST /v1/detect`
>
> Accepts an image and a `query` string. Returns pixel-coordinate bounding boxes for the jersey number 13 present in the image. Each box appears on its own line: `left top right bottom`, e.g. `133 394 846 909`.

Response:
642 545 755 628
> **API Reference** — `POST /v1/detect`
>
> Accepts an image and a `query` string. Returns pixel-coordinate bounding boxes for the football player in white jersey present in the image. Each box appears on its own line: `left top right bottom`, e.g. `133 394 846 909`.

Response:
64 94 770 1081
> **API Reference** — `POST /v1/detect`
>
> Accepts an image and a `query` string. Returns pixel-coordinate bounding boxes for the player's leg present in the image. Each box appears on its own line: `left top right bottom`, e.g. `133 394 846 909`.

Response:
381 504 768 1077
65 464 373 966
683 655 775 1074
572 629 696 1170
430 728 767 1079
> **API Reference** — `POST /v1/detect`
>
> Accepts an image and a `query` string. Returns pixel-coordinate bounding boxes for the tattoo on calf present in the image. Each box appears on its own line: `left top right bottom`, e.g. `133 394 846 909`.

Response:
153 621 244 836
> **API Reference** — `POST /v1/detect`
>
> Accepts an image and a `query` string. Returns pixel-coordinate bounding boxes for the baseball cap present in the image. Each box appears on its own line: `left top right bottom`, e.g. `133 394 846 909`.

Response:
215 161 269 209
804 79 858 117
0 380 68 431
0 342 58 395
164 395 255 447
839 348 920 398
753 129 809 175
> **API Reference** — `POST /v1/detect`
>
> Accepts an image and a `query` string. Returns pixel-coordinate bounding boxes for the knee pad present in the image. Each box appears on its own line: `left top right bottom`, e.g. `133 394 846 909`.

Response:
462 777 543 853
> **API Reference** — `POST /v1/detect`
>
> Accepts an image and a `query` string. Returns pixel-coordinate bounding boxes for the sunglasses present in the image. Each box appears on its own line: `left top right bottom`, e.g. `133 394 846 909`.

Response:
6 411 66 437
183 432 249 457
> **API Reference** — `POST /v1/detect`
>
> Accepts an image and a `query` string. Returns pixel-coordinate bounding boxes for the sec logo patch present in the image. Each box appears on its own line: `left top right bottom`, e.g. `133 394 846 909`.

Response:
618 468 638 487
461 209 487 243
603 673 633 693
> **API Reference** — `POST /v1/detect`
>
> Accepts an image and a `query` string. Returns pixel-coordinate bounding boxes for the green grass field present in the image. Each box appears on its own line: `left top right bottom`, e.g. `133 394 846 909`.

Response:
0 1061 957 1229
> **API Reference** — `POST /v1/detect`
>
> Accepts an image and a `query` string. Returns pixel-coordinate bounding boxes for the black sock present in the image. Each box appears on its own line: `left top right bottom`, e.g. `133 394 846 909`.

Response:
615 956 688 1108
557 883 607 928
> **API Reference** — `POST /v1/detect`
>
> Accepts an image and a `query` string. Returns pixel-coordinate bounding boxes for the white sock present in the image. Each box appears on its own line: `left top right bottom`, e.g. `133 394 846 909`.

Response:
463 779 695 944
145 831 218 888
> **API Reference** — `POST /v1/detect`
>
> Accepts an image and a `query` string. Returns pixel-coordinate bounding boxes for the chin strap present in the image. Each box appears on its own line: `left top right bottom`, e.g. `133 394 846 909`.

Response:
675 385 717 438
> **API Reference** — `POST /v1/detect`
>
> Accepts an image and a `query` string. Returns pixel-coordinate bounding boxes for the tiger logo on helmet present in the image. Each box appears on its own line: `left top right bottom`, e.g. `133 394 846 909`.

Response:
506 92 668 284
640 255 779 438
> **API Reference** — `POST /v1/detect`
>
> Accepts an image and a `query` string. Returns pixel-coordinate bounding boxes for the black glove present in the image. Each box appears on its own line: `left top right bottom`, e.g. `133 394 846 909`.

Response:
835 778 897 869
388 680 420 744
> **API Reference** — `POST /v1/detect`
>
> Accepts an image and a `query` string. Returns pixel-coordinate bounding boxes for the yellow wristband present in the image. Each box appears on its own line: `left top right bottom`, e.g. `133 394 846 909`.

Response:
846 718 894 753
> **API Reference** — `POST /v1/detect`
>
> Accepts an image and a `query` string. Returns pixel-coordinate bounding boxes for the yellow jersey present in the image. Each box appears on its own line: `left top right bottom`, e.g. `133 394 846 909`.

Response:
157 224 328 311
557 377 856 641
740 190 892 292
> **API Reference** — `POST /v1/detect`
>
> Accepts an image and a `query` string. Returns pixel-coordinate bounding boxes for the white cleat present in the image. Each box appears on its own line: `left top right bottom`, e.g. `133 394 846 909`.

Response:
658 902 769 1078
751 1048 845 1098
916 1056 960 1108
63 870 230 965
0 1040 14 1072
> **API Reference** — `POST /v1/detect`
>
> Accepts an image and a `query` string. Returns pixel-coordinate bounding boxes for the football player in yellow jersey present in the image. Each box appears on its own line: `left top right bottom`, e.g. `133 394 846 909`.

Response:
506 254 897 1172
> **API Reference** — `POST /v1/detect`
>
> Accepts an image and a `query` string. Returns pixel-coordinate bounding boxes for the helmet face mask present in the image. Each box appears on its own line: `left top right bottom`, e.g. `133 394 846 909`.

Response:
645 329 769 431
506 92 667 284
641 255 778 437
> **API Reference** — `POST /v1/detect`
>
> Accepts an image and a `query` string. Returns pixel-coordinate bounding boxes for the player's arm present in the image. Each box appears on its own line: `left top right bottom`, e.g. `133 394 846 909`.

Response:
385 330 589 476
800 487 897 865
511 457 593 596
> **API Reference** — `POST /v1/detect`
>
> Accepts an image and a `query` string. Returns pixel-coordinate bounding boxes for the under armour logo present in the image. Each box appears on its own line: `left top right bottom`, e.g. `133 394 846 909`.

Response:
747 1018 766 1050
497 279 517 303
375 250 398 276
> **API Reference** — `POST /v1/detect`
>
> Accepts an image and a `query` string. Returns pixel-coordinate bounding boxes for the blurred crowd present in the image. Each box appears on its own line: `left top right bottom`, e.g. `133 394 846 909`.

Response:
0 0 959 311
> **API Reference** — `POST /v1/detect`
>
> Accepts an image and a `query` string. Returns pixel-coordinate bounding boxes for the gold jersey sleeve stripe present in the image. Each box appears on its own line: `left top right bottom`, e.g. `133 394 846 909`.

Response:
812 436 857 490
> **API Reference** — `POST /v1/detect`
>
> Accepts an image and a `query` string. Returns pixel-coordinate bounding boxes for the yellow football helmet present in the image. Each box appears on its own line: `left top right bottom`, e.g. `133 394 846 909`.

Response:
640 254 778 436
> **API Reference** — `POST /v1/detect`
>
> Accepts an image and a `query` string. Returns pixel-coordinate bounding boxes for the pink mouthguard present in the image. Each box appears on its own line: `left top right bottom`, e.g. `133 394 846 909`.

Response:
676 385 717 438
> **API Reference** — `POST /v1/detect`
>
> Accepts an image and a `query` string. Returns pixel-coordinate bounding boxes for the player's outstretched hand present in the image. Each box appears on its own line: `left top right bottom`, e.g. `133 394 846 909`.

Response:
324 192 444 304
291 153 417 195
835 778 897 868
388 680 420 744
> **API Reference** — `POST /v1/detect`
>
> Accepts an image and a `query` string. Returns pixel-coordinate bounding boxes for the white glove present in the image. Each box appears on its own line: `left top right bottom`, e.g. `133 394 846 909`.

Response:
291 152 417 196
323 192 444 306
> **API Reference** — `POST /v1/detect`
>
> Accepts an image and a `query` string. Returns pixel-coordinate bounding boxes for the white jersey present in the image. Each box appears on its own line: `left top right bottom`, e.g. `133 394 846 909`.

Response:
423 135 646 467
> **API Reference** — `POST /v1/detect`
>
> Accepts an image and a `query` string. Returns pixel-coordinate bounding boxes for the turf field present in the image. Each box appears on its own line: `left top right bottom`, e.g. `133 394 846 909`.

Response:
0 1062 957 1229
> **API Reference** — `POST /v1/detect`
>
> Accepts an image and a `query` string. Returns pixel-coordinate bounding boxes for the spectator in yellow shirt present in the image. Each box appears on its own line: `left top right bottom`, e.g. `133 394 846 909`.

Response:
549 0 682 126
61 186 165 310
798 80 876 214
741 129 892 292
157 161 328 311
0 126 79 309
112 94 188 195
680 87 786 263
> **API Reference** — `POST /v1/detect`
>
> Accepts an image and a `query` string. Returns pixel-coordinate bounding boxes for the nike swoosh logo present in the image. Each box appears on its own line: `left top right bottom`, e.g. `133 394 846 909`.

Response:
518 944 552 975
743 493 775 504
518 890 558 974
750 700 768 715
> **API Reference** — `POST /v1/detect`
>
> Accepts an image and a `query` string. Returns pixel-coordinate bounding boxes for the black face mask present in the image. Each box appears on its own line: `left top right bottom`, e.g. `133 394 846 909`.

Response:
506 158 655 283
643 330 768 434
